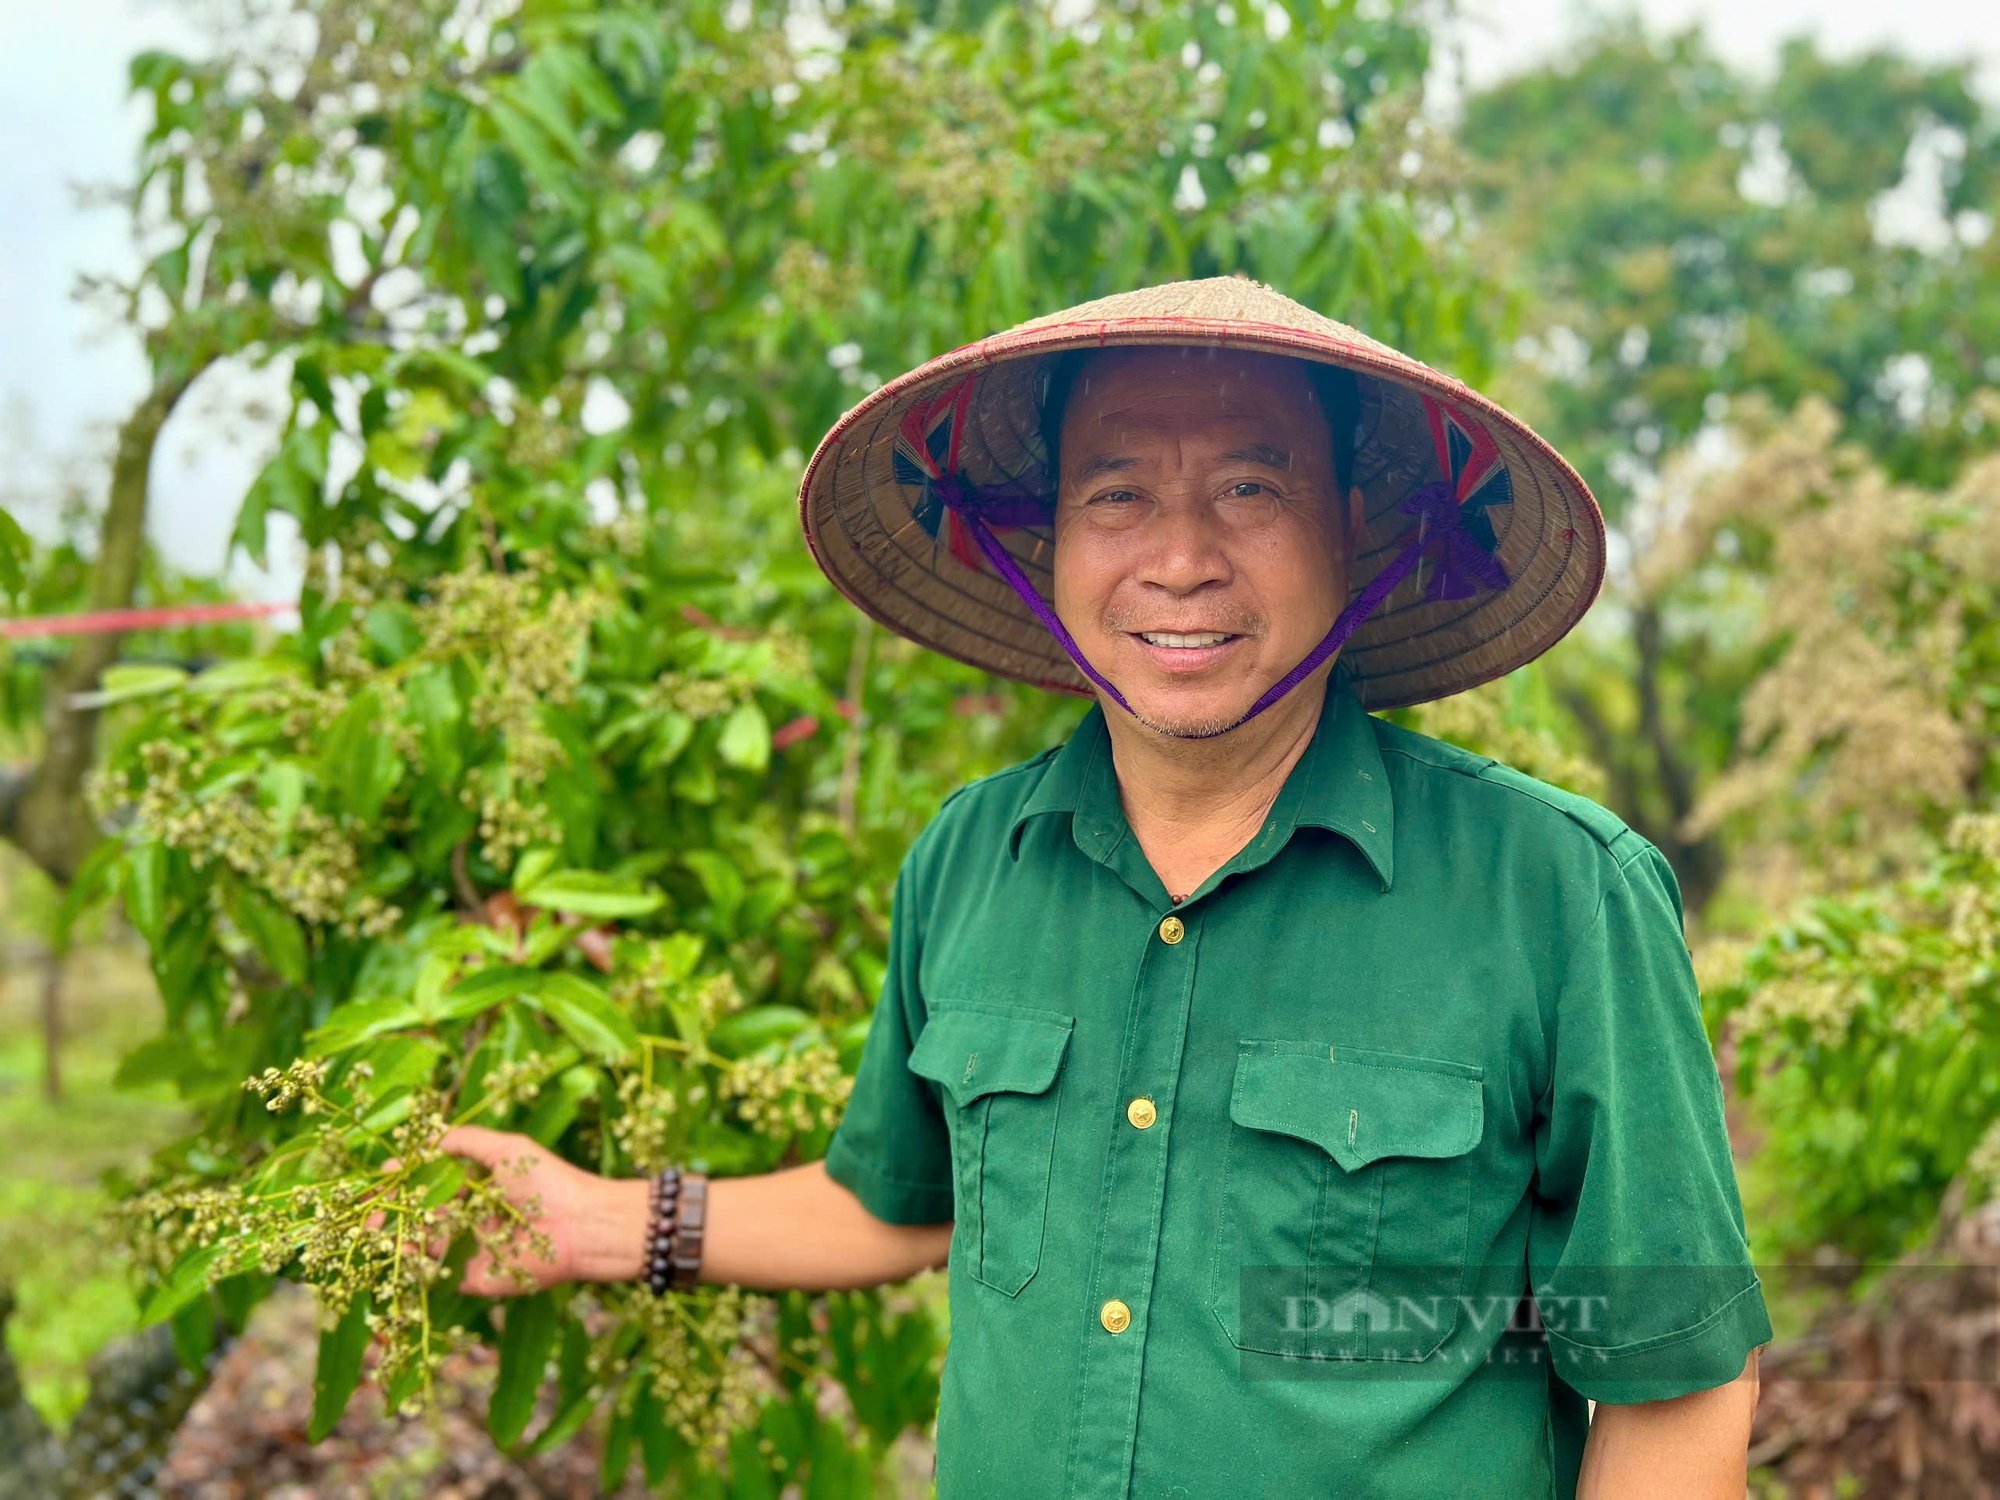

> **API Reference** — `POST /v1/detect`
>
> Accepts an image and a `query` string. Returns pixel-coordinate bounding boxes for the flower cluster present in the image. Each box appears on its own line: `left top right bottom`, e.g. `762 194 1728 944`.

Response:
609 1071 681 1174
655 670 744 721
1636 393 1998 916
610 1281 769 1456
243 1057 332 1113
93 737 374 929
120 1069 566 1415
717 1044 852 1138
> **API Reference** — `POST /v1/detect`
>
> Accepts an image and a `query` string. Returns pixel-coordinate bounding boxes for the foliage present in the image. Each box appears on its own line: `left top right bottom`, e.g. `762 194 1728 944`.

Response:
79 528 949 1484
0 928 188 1429
1706 809 2000 1268
0 507 26 603
1622 391 2000 926
1459 16 2000 510
67 0 1505 1482
1651 391 2000 1267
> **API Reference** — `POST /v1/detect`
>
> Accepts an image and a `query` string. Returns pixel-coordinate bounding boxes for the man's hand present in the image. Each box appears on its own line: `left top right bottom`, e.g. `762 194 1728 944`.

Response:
365 1138 950 1296
365 1125 652 1298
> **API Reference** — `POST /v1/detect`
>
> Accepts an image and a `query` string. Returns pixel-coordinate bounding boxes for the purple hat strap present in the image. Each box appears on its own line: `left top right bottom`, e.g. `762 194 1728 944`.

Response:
931 472 1509 741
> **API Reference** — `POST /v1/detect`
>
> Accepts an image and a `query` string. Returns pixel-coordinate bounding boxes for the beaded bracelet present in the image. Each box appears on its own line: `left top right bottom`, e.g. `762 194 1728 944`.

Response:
642 1166 708 1295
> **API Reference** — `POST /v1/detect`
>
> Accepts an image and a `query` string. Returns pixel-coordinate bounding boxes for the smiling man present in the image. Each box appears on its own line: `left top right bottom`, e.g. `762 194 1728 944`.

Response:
798 278 1771 1499
421 278 1771 1500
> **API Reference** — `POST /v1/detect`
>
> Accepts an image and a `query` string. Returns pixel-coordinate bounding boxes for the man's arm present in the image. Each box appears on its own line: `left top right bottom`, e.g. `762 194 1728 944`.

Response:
1576 1348 1762 1500
698 1158 953 1289
377 1126 953 1297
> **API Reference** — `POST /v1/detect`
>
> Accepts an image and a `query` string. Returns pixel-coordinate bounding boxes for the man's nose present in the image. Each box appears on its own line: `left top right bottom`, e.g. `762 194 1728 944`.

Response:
1134 498 1232 593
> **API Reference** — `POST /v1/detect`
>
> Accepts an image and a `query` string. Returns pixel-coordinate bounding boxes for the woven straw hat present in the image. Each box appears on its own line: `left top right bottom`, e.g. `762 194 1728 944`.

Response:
797 275 1605 713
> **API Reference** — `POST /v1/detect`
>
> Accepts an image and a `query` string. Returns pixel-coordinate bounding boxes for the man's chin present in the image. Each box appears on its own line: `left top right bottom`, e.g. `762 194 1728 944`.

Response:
1120 687 1255 741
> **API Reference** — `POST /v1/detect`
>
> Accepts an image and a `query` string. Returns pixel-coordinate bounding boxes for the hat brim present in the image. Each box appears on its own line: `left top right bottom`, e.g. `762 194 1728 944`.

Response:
798 280 1605 712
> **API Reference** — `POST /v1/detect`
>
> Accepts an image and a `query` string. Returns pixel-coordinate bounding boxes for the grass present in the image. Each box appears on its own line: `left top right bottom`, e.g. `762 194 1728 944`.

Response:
0 931 191 1428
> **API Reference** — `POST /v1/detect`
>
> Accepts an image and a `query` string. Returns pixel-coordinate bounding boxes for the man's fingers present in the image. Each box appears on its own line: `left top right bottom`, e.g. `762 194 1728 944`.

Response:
458 1246 537 1299
458 1249 502 1298
439 1125 533 1173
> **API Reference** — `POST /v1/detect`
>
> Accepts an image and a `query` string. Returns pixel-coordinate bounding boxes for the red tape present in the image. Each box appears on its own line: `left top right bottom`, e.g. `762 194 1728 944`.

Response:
1 600 297 640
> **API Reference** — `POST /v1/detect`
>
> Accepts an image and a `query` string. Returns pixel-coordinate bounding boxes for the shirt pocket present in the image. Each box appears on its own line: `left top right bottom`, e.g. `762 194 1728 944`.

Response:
1207 1040 1485 1361
907 1000 1075 1297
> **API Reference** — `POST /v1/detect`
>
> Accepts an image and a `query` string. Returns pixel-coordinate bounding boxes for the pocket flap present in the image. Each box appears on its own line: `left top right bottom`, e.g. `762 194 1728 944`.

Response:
1230 1050 1482 1171
908 1005 1074 1108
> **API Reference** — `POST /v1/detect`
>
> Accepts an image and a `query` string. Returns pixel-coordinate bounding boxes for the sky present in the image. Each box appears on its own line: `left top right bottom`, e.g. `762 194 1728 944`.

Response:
1 0 1996 606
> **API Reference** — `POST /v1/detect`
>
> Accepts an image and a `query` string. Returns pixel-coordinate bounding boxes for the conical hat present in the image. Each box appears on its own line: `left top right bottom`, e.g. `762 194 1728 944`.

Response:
797 275 1604 711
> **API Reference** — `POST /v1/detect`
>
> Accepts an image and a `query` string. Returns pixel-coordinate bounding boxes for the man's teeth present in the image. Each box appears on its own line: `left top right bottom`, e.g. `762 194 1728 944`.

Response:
1139 631 1235 648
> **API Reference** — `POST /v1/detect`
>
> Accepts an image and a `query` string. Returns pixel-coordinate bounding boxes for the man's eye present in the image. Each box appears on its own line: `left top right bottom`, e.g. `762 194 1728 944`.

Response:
1229 482 1270 497
1092 490 1140 504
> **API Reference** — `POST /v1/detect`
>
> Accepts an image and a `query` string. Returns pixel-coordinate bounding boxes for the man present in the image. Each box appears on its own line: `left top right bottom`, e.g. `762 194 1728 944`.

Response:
432 278 1771 1498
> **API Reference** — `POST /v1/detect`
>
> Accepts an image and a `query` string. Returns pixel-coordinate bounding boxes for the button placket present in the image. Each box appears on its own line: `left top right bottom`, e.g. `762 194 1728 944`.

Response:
1062 905 1200 1499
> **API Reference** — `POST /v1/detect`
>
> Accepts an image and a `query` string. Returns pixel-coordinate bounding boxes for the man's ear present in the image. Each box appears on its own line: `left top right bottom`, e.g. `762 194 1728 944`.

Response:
1342 485 1367 563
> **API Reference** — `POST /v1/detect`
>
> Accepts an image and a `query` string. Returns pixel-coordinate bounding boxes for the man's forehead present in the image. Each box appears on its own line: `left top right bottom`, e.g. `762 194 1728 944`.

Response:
1064 357 1327 449
1068 344 1308 392
1063 348 1323 424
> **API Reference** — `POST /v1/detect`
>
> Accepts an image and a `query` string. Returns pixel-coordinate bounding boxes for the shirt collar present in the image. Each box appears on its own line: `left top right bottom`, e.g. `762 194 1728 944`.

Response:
1005 658 1395 892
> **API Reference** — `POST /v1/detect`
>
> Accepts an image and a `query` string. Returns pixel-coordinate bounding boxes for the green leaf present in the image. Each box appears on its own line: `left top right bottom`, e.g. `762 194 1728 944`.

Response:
640 710 696 770
512 845 560 893
406 665 464 781
169 1299 217 1374
709 1005 812 1058
0 505 29 596
517 868 664 919
139 1243 229 1326
489 1291 560 1447
717 699 771 774
434 964 540 1021
523 971 639 1061
310 1293 374 1441
53 835 122 950
602 1375 639 1492
194 668 308 712
407 1156 470 1209
234 423 329 566
124 840 169 947
681 850 745 931
114 1033 193 1089
224 879 309 983
96 664 189 703
308 995 425 1053
362 602 424 662
259 761 307 836
521 1063 599 1145
324 687 403 821
529 1314 598 1453
127 48 182 95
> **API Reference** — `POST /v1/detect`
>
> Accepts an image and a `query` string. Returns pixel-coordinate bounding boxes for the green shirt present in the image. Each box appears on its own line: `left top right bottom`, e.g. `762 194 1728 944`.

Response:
824 659 1772 1500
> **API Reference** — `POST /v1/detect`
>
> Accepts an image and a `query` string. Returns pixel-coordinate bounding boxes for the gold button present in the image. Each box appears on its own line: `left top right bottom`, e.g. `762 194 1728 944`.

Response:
1158 915 1185 944
1100 1298 1132 1334
1126 1096 1157 1130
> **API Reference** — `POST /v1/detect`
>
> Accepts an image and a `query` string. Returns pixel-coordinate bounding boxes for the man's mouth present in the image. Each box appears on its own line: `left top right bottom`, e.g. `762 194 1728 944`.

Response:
1133 631 1240 649
1126 630 1247 671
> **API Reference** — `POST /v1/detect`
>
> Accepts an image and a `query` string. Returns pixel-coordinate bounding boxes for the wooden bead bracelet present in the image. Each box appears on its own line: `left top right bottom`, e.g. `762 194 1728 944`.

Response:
642 1165 706 1295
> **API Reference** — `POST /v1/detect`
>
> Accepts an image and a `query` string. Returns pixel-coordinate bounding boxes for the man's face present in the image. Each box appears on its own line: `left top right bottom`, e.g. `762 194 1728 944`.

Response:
1050 345 1361 739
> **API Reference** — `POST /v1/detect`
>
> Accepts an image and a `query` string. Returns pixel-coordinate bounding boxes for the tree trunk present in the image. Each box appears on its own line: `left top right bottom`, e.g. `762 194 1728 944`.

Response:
0 370 199 886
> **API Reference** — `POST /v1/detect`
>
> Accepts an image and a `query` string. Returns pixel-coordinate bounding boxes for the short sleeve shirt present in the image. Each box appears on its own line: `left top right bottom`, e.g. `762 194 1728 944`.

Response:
824 660 1772 1500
